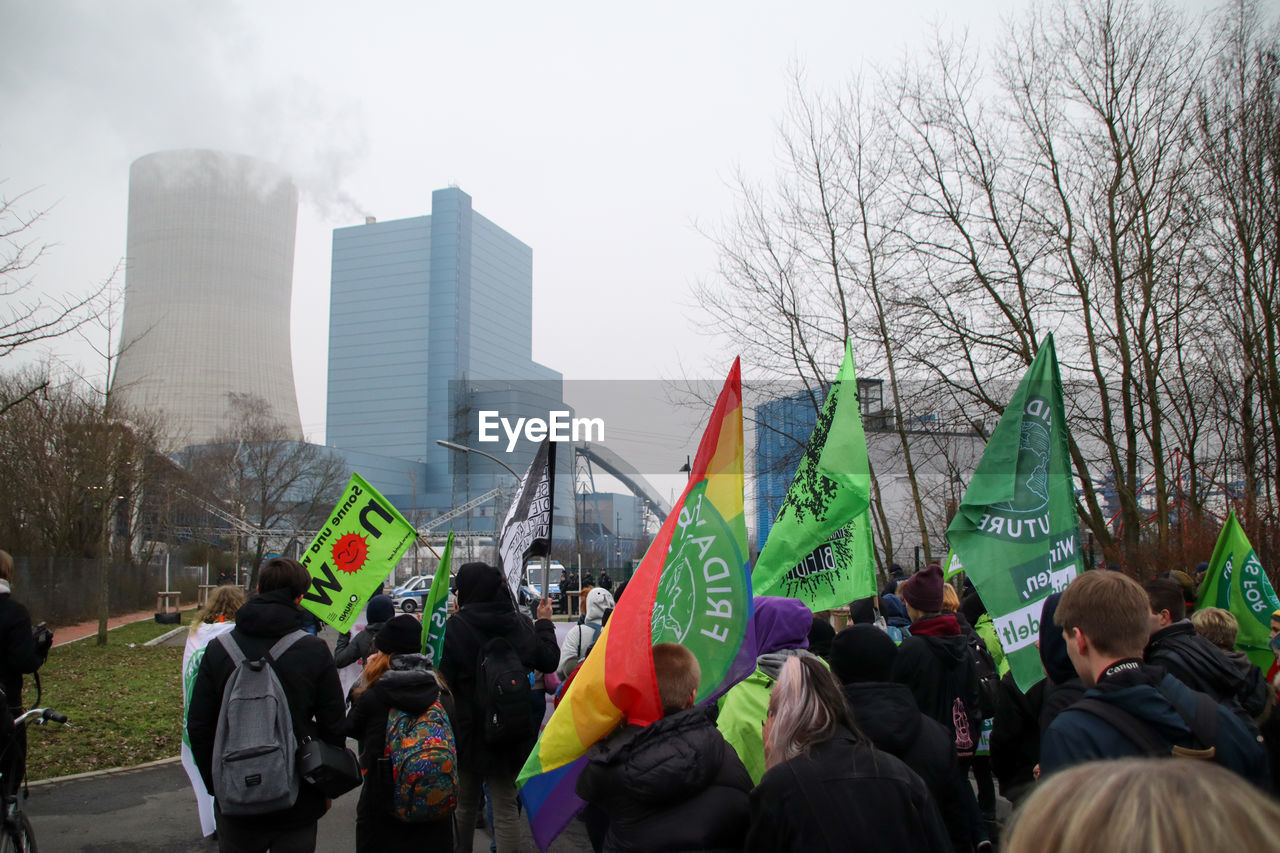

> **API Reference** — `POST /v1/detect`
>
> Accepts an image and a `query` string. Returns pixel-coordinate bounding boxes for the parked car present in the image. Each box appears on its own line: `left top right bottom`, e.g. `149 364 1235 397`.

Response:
391 574 441 614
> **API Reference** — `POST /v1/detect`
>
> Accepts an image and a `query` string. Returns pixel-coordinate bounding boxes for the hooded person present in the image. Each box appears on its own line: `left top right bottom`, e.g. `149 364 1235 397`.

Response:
334 593 396 670
345 615 456 852
807 616 835 661
438 562 559 853
831 625 970 850
989 594 1071 810
556 586 615 678
891 563 990 851
716 596 814 784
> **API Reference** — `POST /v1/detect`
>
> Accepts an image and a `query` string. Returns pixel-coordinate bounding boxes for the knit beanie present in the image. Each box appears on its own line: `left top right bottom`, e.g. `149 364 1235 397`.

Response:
807 617 836 660
375 614 422 655
898 563 944 613
366 594 395 625
829 625 898 684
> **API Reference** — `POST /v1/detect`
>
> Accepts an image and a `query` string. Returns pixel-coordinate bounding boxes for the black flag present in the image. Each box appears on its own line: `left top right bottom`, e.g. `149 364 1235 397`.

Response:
498 438 556 595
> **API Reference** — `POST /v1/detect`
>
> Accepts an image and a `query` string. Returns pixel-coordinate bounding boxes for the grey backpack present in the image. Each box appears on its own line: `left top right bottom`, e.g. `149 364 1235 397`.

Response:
211 630 306 815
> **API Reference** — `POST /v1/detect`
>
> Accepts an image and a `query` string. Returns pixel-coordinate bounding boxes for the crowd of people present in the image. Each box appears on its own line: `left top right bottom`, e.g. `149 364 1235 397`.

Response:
9 546 1280 852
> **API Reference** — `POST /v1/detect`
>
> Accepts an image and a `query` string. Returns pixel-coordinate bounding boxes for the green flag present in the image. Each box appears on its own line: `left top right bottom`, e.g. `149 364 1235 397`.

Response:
300 472 417 633
422 531 454 663
1197 511 1280 671
753 339 877 610
946 335 1083 692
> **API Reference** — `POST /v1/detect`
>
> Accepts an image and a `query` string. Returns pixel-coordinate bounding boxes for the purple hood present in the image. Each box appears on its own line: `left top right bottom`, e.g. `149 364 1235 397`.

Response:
752 596 812 656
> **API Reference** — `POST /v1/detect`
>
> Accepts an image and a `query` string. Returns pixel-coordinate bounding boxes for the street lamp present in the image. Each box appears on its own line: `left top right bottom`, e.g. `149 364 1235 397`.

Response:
435 439 521 480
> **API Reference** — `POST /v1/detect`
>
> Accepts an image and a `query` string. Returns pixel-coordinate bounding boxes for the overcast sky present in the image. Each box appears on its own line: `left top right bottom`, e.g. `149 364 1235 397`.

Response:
7 0 1220 448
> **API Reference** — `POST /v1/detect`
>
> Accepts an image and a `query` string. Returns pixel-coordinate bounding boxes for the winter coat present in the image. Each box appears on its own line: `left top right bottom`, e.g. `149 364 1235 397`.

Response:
891 613 982 755
974 613 1009 677
437 600 559 776
556 588 612 678
989 672 1046 805
744 726 950 853
1146 620 1270 724
1040 676 1088 732
187 588 347 831
345 653 454 853
0 590 46 711
842 681 968 849
1040 659 1270 790
333 621 386 670
576 705 751 853
717 651 810 785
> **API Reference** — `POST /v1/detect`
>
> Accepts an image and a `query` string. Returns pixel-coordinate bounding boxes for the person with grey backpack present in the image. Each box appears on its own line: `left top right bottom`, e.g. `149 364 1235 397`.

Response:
188 558 347 853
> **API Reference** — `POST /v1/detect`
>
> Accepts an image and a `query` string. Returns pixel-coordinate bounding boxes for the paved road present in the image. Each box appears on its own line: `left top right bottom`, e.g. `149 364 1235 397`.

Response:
27 759 591 852
31 618 589 852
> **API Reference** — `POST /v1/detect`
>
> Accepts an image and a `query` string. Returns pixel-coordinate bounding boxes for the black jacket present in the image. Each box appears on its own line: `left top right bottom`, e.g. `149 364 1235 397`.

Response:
842 681 967 849
187 589 347 829
437 601 558 775
745 726 950 853
345 653 454 852
1146 620 1268 724
1040 660 1271 790
1040 675 1087 732
576 705 751 853
0 593 46 711
334 622 386 670
989 672 1047 805
891 614 982 754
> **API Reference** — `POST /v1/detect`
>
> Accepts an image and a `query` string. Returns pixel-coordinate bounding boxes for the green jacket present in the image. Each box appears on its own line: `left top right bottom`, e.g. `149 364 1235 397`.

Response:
716 652 829 785
716 667 774 785
976 612 1010 677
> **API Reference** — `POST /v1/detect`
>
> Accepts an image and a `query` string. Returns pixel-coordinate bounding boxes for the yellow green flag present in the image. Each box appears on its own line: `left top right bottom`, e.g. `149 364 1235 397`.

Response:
753 339 876 610
300 472 417 633
422 531 454 663
1197 511 1280 671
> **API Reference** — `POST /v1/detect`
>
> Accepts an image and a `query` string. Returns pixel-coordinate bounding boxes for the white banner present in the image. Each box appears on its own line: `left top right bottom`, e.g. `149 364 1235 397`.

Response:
181 621 235 837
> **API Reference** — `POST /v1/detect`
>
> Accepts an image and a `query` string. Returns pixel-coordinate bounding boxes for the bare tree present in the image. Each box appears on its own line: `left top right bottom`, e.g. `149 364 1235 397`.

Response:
182 394 346 590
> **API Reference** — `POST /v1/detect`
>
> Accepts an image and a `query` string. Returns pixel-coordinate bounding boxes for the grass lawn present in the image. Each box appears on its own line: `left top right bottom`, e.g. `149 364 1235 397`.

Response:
26 611 198 781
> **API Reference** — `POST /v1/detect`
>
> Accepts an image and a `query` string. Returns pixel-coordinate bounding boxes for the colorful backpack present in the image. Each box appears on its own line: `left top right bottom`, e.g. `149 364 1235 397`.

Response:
384 700 458 822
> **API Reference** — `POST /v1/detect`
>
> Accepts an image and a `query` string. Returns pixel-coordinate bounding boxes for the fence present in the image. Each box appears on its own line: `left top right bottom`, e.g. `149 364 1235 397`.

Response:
11 554 185 628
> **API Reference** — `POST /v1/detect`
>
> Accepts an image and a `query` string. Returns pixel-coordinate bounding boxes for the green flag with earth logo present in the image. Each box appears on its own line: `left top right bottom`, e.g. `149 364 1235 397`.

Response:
753 339 876 611
1197 511 1280 671
946 335 1084 692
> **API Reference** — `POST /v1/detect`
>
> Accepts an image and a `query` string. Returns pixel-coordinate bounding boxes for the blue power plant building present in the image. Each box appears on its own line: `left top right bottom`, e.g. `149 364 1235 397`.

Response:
326 187 569 528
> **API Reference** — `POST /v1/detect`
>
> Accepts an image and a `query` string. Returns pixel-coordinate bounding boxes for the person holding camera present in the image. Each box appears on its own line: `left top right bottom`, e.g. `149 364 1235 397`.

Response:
0 548 53 798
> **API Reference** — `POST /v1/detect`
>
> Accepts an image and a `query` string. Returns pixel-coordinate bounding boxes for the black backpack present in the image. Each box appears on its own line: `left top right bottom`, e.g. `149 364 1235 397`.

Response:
475 636 535 745
1072 686 1221 765
965 632 1001 719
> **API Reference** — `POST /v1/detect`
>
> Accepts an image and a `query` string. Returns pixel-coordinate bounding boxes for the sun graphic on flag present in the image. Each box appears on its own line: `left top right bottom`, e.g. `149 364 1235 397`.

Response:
332 532 370 574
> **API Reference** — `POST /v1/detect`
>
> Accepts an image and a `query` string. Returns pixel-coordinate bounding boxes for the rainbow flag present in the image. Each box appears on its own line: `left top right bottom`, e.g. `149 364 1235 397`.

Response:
517 360 756 850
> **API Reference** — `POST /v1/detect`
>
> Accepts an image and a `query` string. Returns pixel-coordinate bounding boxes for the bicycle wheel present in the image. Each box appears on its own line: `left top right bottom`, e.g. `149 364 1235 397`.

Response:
1 812 37 853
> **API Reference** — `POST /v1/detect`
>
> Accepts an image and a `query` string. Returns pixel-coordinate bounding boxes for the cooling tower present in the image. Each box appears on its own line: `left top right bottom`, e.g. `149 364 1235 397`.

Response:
111 150 304 445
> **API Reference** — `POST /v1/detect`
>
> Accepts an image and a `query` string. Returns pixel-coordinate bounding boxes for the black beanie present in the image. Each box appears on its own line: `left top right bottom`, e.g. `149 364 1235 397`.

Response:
375 614 422 655
829 625 898 684
807 617 836 660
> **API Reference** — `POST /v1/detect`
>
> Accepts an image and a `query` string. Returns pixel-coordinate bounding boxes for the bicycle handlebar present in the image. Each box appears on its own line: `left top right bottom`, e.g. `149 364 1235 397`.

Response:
13 708 68 727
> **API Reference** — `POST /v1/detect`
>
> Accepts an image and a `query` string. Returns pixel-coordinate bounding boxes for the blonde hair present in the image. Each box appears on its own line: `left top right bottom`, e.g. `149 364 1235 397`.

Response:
189 584 246 635
942 584 960 612
1190 607 1238 652
1005 758 1280 853
351 652 392 700
764 655 861 770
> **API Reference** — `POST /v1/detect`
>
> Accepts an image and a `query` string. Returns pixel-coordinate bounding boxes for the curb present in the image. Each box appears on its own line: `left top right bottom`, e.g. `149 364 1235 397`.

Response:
28 754 183 788
144 626 187 647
